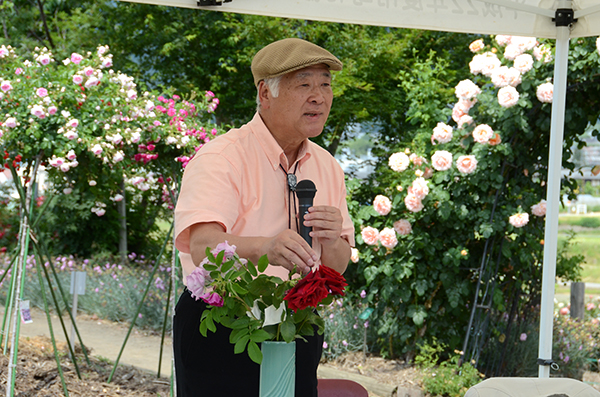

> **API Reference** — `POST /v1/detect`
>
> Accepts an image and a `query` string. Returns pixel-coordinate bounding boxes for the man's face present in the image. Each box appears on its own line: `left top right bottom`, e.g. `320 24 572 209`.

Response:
266 65 333 141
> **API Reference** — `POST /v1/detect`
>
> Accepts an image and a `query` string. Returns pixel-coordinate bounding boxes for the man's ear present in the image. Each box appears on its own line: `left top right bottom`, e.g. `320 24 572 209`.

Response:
257 81 271 110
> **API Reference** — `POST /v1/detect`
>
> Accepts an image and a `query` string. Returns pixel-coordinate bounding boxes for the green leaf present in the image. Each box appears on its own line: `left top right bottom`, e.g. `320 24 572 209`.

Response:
247 341 263 364
412 308 427 326
199 319 208 337
230 317 250 329
257 255 269 273
205 315 216 333
221 259 234 273
250 329 271 343
247 260 258 277
280 318 296 342
215 250 225 266
234 335 250 354
232 283 248 295
229 328 246 344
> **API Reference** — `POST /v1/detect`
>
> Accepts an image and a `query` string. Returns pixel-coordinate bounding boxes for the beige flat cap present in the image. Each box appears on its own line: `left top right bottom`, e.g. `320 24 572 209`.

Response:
251 38 343 86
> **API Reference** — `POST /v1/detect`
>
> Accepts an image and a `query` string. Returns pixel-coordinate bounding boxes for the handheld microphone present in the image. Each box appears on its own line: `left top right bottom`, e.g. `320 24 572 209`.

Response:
296 179 317 246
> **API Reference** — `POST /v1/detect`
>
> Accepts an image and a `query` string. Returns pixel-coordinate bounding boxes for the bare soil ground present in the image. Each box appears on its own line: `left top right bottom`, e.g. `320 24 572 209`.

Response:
0 336 171 396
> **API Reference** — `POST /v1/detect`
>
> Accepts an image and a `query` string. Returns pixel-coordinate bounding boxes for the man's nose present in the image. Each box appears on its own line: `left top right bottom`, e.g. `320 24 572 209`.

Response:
308 87 326 104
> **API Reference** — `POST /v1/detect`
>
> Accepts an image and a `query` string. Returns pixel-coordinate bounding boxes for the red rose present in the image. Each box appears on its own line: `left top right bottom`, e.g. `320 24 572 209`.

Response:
283 265 347 312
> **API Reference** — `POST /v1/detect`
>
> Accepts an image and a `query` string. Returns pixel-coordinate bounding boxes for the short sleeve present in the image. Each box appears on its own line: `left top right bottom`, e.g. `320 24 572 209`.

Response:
174 152 241 253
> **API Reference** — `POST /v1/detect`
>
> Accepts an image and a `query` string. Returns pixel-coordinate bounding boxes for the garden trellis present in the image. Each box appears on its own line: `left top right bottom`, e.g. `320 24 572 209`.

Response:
118 0 600 378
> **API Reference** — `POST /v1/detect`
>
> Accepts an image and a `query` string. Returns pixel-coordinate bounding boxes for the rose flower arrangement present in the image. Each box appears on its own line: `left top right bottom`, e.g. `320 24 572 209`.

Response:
186 242 347 364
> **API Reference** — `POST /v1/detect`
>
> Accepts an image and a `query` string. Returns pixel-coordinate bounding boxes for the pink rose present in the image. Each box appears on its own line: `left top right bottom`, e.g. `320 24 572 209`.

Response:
66 150 77 161
509 213 529 228
393 219 412 236
91 144 103 155
458 115 474 129
498 86 519 108
4 117 17 128
30 105 45 118
1 80 13 92
452 103 468 123
15 67 23 75
432 122 453 144
201 292 224 307
472 124 494 144
404 193 424 213
511 36 537 52
489 133 502 146
83 66 95 76
491 66 521 88
186 266 210 300
85 76 100 88
73 75 83 84
469 39 485 53
71 53 84 64
410 177 429 199
559 307 569 316
379 228 398 249
389 152 410 172
533 45 553 63
456 155 478 174
36 87 48 97
211 241 238 261
431 150 453 171
495 35 512 46
513 54 534 73
455 79 481 100
48 105 57 115
361 226 379 246
469 52 501 77
531 200 547 217
536 82 553 103
373 195 392 216
36 54 51 65
409 153 425 166
503 44 523 60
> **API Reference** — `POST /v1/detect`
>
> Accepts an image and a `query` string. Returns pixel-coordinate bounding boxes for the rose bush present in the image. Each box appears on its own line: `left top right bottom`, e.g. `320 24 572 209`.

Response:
0 44 225 255
346 35 600 366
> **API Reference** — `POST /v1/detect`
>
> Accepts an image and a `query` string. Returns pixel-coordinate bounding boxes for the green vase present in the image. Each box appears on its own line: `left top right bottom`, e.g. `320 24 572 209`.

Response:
259 341 296 397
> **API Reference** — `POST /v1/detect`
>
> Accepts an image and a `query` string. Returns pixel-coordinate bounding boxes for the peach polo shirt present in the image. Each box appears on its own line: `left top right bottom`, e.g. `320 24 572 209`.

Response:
174 113 355 281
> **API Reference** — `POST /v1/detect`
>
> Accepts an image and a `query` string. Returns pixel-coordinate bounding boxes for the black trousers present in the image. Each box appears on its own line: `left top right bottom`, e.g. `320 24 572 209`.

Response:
173 289 323 397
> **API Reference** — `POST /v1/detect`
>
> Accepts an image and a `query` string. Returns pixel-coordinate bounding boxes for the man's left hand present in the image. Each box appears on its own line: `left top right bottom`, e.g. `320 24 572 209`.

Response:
302 205 343 247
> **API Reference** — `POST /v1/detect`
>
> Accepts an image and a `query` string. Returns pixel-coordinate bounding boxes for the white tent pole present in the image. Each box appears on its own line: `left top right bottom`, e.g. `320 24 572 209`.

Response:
538 1 572 378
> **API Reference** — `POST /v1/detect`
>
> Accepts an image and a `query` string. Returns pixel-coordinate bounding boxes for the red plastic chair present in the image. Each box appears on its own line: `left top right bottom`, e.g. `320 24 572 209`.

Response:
317 379 369 397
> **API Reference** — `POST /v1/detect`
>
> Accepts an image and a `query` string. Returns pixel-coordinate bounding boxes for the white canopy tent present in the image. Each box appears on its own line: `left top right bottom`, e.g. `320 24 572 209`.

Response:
121 0 600 378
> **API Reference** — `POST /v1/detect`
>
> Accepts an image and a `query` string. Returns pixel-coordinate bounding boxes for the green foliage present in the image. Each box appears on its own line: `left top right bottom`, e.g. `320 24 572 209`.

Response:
0 252 172 330
0 182 18 253
347 35 598 360
552 315 600 379
321 297 369 361
415 339 483 397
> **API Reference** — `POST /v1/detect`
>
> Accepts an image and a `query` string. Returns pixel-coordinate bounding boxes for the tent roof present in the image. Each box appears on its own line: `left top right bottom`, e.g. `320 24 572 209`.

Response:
120 0 600 38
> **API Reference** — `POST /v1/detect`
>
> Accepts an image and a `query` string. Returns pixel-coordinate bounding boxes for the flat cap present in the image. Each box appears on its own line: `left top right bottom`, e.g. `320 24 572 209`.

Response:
251 38 343 87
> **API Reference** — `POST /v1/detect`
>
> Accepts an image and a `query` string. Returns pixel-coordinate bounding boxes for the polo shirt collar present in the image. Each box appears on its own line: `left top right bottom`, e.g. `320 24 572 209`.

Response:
251 112 311 171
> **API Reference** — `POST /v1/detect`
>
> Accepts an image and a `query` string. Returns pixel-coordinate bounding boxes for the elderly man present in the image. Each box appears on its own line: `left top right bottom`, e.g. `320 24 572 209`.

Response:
173 38 355 396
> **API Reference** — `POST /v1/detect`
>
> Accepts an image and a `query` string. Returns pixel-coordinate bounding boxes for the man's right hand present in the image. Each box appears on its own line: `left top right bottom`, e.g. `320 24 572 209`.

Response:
261 229 318 275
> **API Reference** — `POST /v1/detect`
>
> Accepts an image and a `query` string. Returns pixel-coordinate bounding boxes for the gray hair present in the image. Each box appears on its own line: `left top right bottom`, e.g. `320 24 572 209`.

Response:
256 75 282 112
